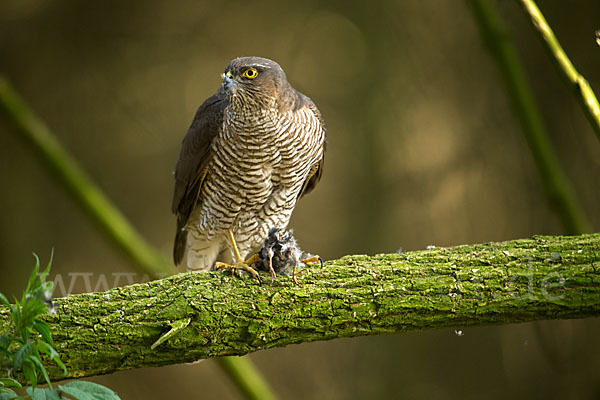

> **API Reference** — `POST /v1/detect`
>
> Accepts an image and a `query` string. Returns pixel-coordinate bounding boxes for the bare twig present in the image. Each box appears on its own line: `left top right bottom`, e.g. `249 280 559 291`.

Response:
517 0 600 142
468 0 591 234
0 76 173 279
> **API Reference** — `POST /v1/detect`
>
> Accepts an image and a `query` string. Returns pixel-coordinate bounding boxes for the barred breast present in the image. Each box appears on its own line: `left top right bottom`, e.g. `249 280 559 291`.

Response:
185 100 325 270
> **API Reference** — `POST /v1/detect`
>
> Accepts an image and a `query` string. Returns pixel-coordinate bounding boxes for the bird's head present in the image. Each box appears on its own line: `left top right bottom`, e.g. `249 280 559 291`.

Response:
221 57 292 108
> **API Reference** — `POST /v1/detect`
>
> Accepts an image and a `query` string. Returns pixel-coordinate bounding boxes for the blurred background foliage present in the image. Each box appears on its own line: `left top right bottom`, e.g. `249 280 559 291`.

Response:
1 0 599 398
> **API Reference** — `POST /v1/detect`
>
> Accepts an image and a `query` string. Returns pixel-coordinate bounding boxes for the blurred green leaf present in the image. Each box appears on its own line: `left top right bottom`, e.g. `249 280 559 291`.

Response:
29 355 52 387
13 342 34 369
0 378 21 389
41 282 53 297
38 249 54 285
0 335 10 351
59 381 121 400
26 387 60 400
37 340 66 376
0 388 19 399
23 298 48 321
2 252 64 393
25 253 41 297
33 321 53 346
22 361 37 388
10 300 21 331
0 293 9 308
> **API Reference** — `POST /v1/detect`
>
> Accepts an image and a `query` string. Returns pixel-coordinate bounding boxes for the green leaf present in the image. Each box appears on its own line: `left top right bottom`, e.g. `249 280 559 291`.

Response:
54 358 67 376
36 340 58 359
0 335 10 350
0 293 9 307
10 299 21 330
13 342 35 369
37 340 66 375
18 308 48 345
28 355 52 387
0 378 21 388
0 388 19 399
26 253 41 296
23 297 48 321
26 387 60 400
59 381 121 400
60 387 93 400
39 249 54 284
41 281 54 298
53 357 66 376
22 361 37 388
33 321 53 345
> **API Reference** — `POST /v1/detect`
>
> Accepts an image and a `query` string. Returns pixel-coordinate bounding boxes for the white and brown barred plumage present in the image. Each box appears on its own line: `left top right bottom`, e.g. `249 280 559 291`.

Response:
172 57 326 271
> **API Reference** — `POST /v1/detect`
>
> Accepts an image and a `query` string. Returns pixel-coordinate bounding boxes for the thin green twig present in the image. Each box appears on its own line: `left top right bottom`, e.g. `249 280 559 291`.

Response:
0 76 174 279
468 0 591 234
0 75 278 400
218 357 278 400
517 0 600 142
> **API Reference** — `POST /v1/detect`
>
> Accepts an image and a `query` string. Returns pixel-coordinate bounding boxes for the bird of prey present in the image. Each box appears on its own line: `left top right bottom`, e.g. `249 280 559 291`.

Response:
172 56 326 280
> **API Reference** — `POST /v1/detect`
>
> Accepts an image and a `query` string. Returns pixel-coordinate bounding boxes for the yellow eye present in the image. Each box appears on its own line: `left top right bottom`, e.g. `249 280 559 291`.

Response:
242 68 258 79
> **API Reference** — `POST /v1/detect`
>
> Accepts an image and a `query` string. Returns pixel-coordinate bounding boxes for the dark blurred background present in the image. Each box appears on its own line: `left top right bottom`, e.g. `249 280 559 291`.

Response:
1 0 599 398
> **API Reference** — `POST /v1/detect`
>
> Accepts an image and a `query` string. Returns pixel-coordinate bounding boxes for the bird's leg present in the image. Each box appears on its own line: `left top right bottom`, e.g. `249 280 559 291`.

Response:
267 253 276 282
214 229 262 283
292 263 300 286
293 255 324 285
244 253 262 265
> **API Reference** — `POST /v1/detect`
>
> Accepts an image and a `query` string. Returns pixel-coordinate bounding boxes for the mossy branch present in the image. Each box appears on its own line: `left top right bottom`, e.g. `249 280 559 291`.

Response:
2 233 599 383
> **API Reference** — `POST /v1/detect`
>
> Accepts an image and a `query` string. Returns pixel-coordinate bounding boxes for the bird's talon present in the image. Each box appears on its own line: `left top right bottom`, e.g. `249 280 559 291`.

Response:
292 255 323 281
300 255 322 267
215 261 261 284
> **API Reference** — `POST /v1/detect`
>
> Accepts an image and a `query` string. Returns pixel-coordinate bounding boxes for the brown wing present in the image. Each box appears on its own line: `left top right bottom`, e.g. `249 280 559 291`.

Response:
298 155 324 199
296 94 326 199
172 91 228 265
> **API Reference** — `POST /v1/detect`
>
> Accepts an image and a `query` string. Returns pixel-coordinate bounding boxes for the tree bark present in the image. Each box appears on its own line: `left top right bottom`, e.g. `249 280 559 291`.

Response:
2 233 599 383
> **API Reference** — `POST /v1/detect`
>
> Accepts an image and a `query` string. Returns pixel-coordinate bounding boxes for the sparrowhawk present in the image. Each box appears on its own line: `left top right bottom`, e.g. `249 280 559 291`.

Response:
172 57 326 279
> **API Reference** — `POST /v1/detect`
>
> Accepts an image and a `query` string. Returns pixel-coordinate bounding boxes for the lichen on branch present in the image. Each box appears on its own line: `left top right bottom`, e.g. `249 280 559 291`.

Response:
1 233 599 383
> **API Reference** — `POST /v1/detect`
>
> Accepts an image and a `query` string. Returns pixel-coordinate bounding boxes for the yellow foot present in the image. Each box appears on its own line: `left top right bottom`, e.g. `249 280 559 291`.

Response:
300 255 323 266
215 260 261 284
214 229 262 283
293 255 324 285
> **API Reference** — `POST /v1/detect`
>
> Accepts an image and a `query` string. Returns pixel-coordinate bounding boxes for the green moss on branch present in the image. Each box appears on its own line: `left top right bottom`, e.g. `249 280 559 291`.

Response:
2 234 599 383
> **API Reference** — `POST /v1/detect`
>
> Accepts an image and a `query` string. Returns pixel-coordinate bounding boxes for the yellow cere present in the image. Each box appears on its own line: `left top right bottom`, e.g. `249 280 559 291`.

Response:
242 68 258 79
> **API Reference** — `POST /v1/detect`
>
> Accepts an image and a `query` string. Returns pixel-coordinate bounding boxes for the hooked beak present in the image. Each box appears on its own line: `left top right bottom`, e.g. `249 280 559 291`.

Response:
221 71 237 92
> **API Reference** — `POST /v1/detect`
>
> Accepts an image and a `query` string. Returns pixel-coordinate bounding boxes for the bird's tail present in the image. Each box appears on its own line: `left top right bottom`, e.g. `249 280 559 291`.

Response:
173 225 187 266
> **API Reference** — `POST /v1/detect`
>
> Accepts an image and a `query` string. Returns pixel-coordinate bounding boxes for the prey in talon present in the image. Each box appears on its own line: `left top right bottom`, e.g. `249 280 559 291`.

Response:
257 227 323 285
171 57 326 281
